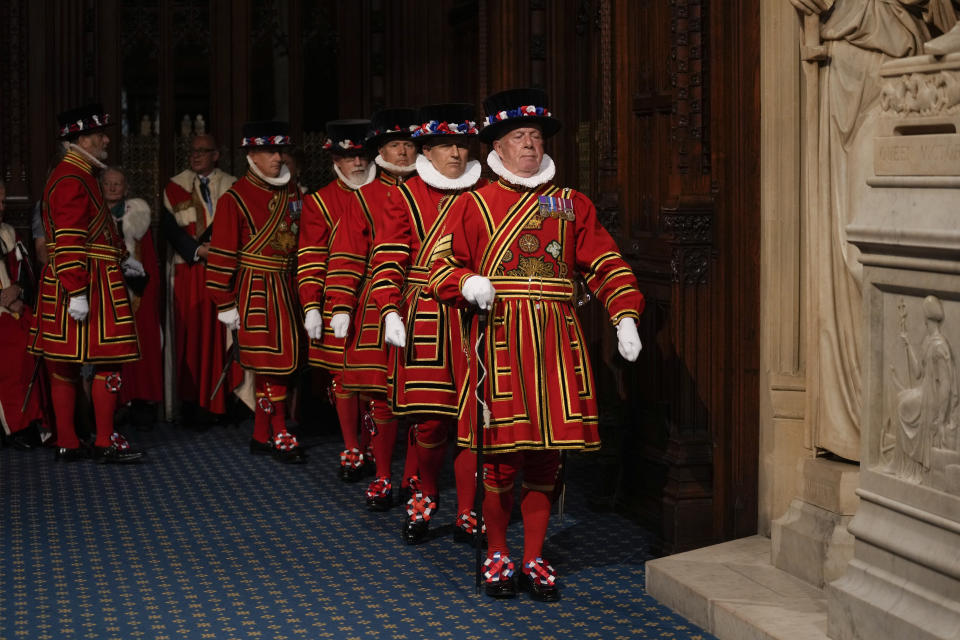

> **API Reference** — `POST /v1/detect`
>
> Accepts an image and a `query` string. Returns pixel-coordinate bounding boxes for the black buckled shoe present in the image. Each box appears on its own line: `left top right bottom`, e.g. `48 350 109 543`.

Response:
4 430 36 451
92 444 145 464
402 520 428 545
339 448 363 482
92 433 144 464
249 438 273 455
453 510 487 545
519 557 560 602
54 446 90 462
402 491 437 544
273 432 307 464
365 476 393 511
362 446 376 477
402 475 421 504
483 552 517 599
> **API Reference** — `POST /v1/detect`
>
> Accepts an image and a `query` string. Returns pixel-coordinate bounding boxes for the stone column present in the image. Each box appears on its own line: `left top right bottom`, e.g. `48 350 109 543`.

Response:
827 52 960 640
761 1 862 588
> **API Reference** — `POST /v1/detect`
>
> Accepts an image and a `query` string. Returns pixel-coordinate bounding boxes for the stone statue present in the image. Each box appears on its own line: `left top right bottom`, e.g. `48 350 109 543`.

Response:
885 296 960 485
789 0 959 461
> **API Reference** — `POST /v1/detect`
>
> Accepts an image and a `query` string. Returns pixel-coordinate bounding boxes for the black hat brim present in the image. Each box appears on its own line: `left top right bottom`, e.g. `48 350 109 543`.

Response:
367 130 415 151
58 119 115 140
478 116 561 145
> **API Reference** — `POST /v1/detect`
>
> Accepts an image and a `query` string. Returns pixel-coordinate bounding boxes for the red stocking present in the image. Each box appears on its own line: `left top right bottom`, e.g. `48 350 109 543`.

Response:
520 488 552 564
482 454 520 557
333 374 360 451
91 371 121 448
47 361 79 449
415 419 448 497
454 446 479 515
400 424 419 487
369 398 397 478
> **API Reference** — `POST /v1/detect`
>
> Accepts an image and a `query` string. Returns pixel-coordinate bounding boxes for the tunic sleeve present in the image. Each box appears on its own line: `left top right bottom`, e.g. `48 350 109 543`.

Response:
323 195 369 317
368 188 411 320
427 195 487 307
47 176 91 296
205 190 242 311
573 192 645 325
297 192 332 312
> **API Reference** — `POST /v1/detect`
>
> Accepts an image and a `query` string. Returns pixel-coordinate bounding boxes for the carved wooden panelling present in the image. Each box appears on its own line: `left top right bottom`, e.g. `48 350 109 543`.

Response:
669 0 710 177
1 0 29 214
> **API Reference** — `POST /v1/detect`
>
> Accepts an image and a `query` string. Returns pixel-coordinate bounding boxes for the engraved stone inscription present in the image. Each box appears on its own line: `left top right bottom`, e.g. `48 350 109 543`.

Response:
875 135 960 176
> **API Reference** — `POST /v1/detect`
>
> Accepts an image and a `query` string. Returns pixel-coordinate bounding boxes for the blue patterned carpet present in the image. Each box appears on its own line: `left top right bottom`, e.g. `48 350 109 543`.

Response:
1 422 715 640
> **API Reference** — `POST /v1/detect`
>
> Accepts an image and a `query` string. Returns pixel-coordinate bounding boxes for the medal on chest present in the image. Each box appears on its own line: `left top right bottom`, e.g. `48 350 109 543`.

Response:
537 195 575 221
268 192 300 254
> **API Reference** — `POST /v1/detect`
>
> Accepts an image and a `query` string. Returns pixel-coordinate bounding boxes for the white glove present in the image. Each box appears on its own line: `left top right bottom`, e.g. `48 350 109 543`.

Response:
304 308 323 340
330 313 351 339
121 256 146 278
461 275 496 310
383 311 406 347
67 295 89 322
217 307 240 330
616 317 642 362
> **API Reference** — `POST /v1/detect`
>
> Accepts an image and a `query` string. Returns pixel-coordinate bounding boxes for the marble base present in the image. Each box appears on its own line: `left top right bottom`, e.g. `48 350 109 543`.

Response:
646 536 829 640
770 459 859 587
826 473 960 640
828 557 960 640
771 500 854 587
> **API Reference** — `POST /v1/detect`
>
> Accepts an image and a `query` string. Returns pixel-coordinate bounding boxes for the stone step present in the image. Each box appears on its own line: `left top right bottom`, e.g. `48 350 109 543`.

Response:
646 535 829 640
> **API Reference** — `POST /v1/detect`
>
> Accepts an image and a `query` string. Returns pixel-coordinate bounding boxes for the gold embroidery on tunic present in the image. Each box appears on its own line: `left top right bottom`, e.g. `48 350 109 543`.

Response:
506 255 555 279
270 221 297 254
518 234 540 253
430 234 454 262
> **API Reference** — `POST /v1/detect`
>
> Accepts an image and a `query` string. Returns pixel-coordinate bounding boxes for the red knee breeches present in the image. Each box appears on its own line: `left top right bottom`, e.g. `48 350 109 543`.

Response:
482 450 561 561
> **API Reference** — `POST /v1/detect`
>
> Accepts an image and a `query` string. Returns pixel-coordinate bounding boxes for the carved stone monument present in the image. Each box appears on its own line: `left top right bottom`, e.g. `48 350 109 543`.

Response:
827 52 960 640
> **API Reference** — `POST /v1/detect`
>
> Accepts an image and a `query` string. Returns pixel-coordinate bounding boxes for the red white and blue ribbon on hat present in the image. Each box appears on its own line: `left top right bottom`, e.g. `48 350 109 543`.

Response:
241 135 292 147
411 120 478 138
482 105 551 128
368 124 419 139
59 113 111 137
322 138 364 150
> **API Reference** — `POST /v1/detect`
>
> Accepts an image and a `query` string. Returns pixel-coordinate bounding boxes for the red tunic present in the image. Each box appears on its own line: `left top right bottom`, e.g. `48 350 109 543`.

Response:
206 170 304 375
164 171 241 412
324 172 403 393
371 175 488 416
119 226 162 404
428 180 644 453
0 227 43 433
297 178 360 371
29 150 140 364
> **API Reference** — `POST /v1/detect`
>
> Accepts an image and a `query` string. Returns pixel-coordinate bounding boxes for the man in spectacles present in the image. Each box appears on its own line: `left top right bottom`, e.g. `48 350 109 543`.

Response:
161 133 246 427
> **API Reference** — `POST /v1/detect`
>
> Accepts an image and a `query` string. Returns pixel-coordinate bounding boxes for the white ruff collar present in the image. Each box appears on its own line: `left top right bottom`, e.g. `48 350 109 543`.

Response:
333 162 377 189
246 155 291 187
375 154 417 176
65 142 107 170
486 150 555 188
416 154 482 191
